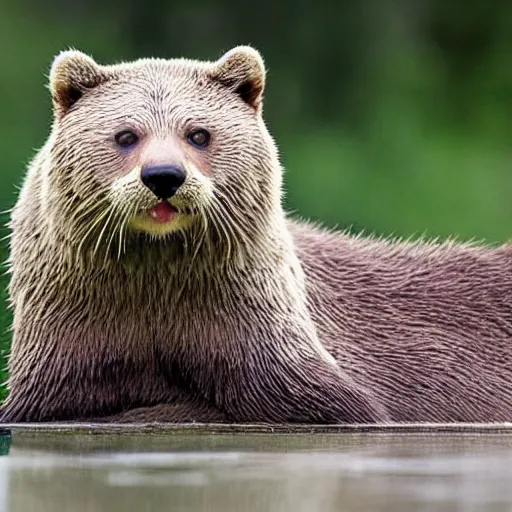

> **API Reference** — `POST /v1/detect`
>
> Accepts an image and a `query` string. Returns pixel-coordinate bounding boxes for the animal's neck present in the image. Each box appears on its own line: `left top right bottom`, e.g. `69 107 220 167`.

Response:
54 206 299 308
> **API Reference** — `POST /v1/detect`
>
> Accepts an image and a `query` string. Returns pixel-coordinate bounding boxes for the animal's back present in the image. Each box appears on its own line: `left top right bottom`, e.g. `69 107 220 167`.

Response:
290 220 512 422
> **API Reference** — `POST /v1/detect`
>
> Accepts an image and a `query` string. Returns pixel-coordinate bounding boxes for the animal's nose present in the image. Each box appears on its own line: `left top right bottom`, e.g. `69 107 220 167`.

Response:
140 165 186 199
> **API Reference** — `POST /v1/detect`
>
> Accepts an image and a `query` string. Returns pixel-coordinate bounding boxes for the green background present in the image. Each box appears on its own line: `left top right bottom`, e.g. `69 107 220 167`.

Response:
1 0 511 401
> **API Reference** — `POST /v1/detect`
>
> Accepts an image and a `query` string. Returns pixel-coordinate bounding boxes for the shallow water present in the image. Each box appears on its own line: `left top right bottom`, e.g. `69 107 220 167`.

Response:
2 427 512 511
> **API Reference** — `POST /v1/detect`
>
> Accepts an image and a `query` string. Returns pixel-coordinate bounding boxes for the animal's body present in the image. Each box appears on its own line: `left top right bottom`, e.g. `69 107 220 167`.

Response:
1 47 511 424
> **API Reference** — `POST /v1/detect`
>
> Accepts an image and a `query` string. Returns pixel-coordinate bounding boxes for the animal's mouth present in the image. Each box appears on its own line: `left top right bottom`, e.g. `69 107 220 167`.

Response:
146 201 195 224
147 201 178 224
129 200 197 236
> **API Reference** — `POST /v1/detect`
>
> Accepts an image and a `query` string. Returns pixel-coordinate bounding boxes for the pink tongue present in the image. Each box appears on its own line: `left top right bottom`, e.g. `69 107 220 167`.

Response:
148 201 176 223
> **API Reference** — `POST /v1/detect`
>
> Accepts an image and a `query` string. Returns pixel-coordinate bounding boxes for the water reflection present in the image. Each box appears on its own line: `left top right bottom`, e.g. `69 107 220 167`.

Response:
3 432 512 511
0 430 11 512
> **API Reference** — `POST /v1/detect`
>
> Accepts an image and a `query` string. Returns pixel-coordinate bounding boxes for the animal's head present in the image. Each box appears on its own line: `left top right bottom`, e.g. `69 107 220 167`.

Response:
45 46 282 260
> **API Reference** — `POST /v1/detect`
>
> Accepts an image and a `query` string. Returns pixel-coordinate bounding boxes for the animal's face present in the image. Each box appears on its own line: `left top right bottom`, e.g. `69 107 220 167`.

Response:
47 47 281 257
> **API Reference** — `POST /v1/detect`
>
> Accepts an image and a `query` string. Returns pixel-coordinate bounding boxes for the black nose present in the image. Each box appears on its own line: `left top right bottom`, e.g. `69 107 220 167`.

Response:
141 165 186 199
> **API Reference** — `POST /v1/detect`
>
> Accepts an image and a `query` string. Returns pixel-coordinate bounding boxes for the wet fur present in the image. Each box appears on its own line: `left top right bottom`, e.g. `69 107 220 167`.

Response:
1 48 511 424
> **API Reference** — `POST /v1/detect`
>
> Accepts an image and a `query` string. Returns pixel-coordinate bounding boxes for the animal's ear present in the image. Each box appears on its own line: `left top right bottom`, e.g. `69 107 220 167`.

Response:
209 46 266 112
49 50 109 117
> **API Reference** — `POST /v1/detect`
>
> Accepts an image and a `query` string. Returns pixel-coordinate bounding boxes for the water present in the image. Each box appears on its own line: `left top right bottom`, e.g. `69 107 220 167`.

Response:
2 425 512 511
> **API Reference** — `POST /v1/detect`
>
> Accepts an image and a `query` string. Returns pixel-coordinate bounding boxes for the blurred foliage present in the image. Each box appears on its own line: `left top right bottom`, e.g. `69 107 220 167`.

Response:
1 0 512 400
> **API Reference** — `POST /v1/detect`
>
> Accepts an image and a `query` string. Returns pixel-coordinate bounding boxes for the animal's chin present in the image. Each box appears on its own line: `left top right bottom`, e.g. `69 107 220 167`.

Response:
129 200 196 236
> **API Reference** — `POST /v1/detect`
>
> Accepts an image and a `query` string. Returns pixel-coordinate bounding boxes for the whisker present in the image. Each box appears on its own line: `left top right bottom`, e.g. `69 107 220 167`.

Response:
117 203 135 260
211 189 254 253
104 203 133 265
76 208 110 256
93 205 116 259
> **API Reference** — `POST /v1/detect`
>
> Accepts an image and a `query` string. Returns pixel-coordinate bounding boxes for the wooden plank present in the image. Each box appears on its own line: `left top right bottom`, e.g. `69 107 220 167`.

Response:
3 422 512 436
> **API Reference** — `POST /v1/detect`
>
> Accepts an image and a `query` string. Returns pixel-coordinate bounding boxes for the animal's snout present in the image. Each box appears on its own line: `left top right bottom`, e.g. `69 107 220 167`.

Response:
141 165 186 199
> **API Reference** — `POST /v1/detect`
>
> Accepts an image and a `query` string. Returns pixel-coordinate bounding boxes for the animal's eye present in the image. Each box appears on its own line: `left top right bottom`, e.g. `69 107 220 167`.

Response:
187 129 210 149
115 130 139 149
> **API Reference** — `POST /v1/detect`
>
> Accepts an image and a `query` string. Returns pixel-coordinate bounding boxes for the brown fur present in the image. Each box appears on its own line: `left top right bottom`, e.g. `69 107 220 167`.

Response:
1 47 511 424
